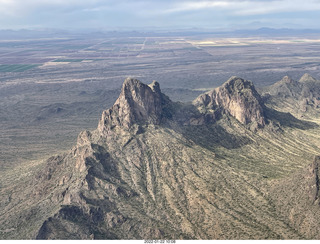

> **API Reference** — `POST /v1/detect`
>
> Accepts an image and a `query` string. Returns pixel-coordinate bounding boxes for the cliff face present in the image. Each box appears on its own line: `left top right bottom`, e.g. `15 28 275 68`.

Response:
98 78 170 134
193 76 266 128
98 76 267 131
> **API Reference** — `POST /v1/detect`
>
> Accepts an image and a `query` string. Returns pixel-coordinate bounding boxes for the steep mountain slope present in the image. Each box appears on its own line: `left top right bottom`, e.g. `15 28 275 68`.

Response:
1 77 320 239
270 156 320 239
262 73 320 118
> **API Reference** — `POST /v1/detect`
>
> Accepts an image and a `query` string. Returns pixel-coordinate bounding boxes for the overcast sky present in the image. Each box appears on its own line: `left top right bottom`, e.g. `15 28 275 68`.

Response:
0 0 319 30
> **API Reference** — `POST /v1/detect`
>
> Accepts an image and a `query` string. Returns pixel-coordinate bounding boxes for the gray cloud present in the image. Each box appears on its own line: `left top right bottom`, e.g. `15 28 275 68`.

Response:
0 0 319 30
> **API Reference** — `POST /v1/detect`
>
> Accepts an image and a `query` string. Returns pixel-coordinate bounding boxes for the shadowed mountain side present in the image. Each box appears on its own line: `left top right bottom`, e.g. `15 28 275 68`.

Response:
181 124 253 150
264 108 319 130
270 156 320 239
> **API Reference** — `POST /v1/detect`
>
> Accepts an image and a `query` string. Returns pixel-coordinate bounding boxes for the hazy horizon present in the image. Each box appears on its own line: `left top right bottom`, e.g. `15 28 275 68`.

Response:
0 0 320 31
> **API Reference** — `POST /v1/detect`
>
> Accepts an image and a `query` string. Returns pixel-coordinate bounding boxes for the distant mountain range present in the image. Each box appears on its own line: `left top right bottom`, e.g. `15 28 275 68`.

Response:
1 27 320 39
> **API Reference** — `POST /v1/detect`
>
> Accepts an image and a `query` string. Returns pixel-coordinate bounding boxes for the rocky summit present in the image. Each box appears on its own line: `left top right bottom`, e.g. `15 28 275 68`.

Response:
299 73 318 83
264 75 301 98
98 78 170 133
1 76 320 240
262 73 320 118
193 76 266 129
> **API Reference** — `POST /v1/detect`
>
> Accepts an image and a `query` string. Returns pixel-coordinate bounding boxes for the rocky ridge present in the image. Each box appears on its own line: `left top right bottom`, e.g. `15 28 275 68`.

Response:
1 76 320 240
264 75 300 98
97 76 267 131
262 73 320 117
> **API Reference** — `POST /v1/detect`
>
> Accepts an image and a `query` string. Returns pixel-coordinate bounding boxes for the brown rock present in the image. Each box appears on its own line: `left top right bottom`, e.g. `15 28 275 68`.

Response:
307 156 320 203
265 75 301 98
280 75 295 84
193 76 266 128
299 73 317 83
98 78 167 134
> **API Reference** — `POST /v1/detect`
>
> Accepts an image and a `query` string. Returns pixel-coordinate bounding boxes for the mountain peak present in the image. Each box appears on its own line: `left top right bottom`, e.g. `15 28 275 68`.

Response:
299 73 317 83
98 78 169 134
224 75 243 84
123 76 139 85
264 75 300 98
193 76 266 129
280 75 295 84
222 76 256 92
148 80 161 93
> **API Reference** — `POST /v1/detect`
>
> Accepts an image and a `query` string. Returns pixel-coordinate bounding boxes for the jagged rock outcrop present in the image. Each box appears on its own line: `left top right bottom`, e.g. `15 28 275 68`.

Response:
193 76 266 128
266 75 301 98
265 74 320 100
299 74 320 100
262 74 320 117
307 156 320 203
98 78 171 134
97 77 268 130
299 73 317 83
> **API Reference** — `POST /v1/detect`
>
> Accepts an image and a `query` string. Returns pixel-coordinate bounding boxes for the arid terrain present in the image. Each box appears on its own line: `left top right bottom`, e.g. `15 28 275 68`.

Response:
1 31 320 168
1 30 320 239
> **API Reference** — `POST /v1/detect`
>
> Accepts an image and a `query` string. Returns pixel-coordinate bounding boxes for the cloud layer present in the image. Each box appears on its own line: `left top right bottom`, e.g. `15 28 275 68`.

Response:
0 0 319 30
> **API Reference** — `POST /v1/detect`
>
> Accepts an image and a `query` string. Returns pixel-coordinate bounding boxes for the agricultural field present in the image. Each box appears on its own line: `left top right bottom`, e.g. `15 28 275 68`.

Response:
0 64 39 72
